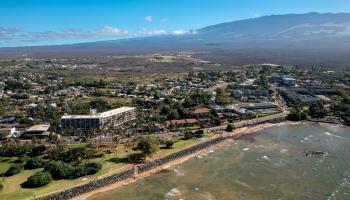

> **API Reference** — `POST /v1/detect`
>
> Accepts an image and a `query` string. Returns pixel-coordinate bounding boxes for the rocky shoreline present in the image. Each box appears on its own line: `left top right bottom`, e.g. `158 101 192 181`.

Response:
36 137 227 200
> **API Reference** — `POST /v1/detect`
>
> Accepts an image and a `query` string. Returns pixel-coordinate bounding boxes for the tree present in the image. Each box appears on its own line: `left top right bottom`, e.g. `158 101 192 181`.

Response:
61 146 96 164
287 109 307 121
184 130 204 139
308 103 326 118
22 171 52 188
215 88 231 105
137 136 160 156
226 123 235 132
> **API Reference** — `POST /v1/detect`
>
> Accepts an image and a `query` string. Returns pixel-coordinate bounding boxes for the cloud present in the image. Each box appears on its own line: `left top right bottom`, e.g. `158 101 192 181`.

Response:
254 13 261 18
145 16 153 22
97 26 129 36
172 30 189 35
0 26 130 43
0 25 196 46
139 28 167 36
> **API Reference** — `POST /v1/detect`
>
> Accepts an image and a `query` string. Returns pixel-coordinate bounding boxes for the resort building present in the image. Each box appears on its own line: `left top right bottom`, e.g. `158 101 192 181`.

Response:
60 106 136 131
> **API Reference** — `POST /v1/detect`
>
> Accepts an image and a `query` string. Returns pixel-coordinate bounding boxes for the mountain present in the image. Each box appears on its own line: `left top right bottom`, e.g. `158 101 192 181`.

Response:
1 12 350 67
199 12 350 41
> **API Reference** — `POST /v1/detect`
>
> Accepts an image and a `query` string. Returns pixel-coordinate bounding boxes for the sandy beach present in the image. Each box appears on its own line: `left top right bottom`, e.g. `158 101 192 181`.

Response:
72 122 279 200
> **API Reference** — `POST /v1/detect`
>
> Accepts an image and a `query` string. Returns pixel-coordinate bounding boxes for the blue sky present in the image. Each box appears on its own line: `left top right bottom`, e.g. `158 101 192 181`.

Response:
1 0 350 47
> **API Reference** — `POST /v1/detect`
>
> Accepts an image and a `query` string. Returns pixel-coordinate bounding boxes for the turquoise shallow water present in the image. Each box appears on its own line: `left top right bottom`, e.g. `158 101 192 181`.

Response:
89 123 350 200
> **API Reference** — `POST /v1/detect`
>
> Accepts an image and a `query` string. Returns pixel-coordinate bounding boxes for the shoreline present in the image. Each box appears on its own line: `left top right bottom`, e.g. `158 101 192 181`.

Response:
72 122 282 200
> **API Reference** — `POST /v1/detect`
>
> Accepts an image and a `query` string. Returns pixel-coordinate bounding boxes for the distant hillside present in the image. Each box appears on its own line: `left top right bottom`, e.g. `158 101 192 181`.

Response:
1 12 350 68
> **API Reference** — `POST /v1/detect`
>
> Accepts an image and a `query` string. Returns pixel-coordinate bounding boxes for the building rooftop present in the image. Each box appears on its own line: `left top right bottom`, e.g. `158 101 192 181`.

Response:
26 125 50 133
61 106 136 120
99 106 135 118
61 115 99 119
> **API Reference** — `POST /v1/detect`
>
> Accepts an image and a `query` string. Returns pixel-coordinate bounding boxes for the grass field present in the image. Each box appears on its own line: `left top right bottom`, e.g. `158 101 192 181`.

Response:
0 136 212 200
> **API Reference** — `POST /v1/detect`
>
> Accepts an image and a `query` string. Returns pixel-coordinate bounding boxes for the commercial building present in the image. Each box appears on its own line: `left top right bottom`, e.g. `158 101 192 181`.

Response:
60 106 136 131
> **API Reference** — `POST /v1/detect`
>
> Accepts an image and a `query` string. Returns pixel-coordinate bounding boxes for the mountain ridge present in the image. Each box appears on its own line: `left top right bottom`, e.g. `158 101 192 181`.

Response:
1 12 350 68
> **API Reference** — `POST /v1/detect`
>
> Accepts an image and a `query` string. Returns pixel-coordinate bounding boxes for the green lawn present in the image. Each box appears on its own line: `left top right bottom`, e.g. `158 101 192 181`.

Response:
0 135 215 200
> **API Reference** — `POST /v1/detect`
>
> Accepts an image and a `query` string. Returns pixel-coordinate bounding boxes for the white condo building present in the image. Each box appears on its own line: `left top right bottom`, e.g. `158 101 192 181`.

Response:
60 106 136 131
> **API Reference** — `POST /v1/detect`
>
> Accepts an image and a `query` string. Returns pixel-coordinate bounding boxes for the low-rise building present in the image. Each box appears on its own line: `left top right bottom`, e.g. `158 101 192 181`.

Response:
282 77 296 86
0 127 18 139
165 119 198 128
23 124 50 139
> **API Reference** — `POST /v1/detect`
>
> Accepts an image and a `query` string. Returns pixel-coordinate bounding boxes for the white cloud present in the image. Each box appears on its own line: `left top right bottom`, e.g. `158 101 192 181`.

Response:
145 16 153 22
0 26 130 43
172 30 189 35
254 13 261 18
0 25 196 46
97 26 129 36
139 28 167 36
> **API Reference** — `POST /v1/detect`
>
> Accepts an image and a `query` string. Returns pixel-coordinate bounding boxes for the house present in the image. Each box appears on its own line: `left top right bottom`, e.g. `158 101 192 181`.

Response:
137 123 166 133
282 77 296 86
165 119 198 128
232 90 243 99
23 124 51 139
191 106 211 118
239 102 277 110
0 127 19 139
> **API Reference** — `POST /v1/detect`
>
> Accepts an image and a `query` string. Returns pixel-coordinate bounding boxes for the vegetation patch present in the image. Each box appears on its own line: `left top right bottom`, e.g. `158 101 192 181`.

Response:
22 171 52 188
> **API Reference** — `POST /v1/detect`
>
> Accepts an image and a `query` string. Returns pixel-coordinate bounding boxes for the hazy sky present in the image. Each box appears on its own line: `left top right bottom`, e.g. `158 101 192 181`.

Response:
1 0 350 47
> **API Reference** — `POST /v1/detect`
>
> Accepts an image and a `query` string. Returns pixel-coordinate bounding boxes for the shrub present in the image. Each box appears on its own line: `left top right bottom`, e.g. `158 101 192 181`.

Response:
24 157 45 170
30 145 47 157
5 164 23 176
226 123 235 132
23 171 52 188
287 109 307 121
194 130 204 138
44 161 74 180
14 156 29 164
165 140 175 149
73 166 88 178
84 163 102 175
45 161 102 180
0 141 32 157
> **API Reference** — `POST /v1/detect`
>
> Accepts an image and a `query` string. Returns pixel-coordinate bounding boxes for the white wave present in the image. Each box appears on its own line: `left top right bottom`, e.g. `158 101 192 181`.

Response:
324 131 342 138
262 155 271 161
280 149 288 154
234 180 253 189
300 137 309 143
242 148 250 151
275 122 287 126
165 188 180 198
174 168 185 176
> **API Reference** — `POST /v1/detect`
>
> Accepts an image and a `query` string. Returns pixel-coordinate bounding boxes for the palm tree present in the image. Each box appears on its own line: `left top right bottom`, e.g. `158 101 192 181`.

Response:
110 125 122 158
